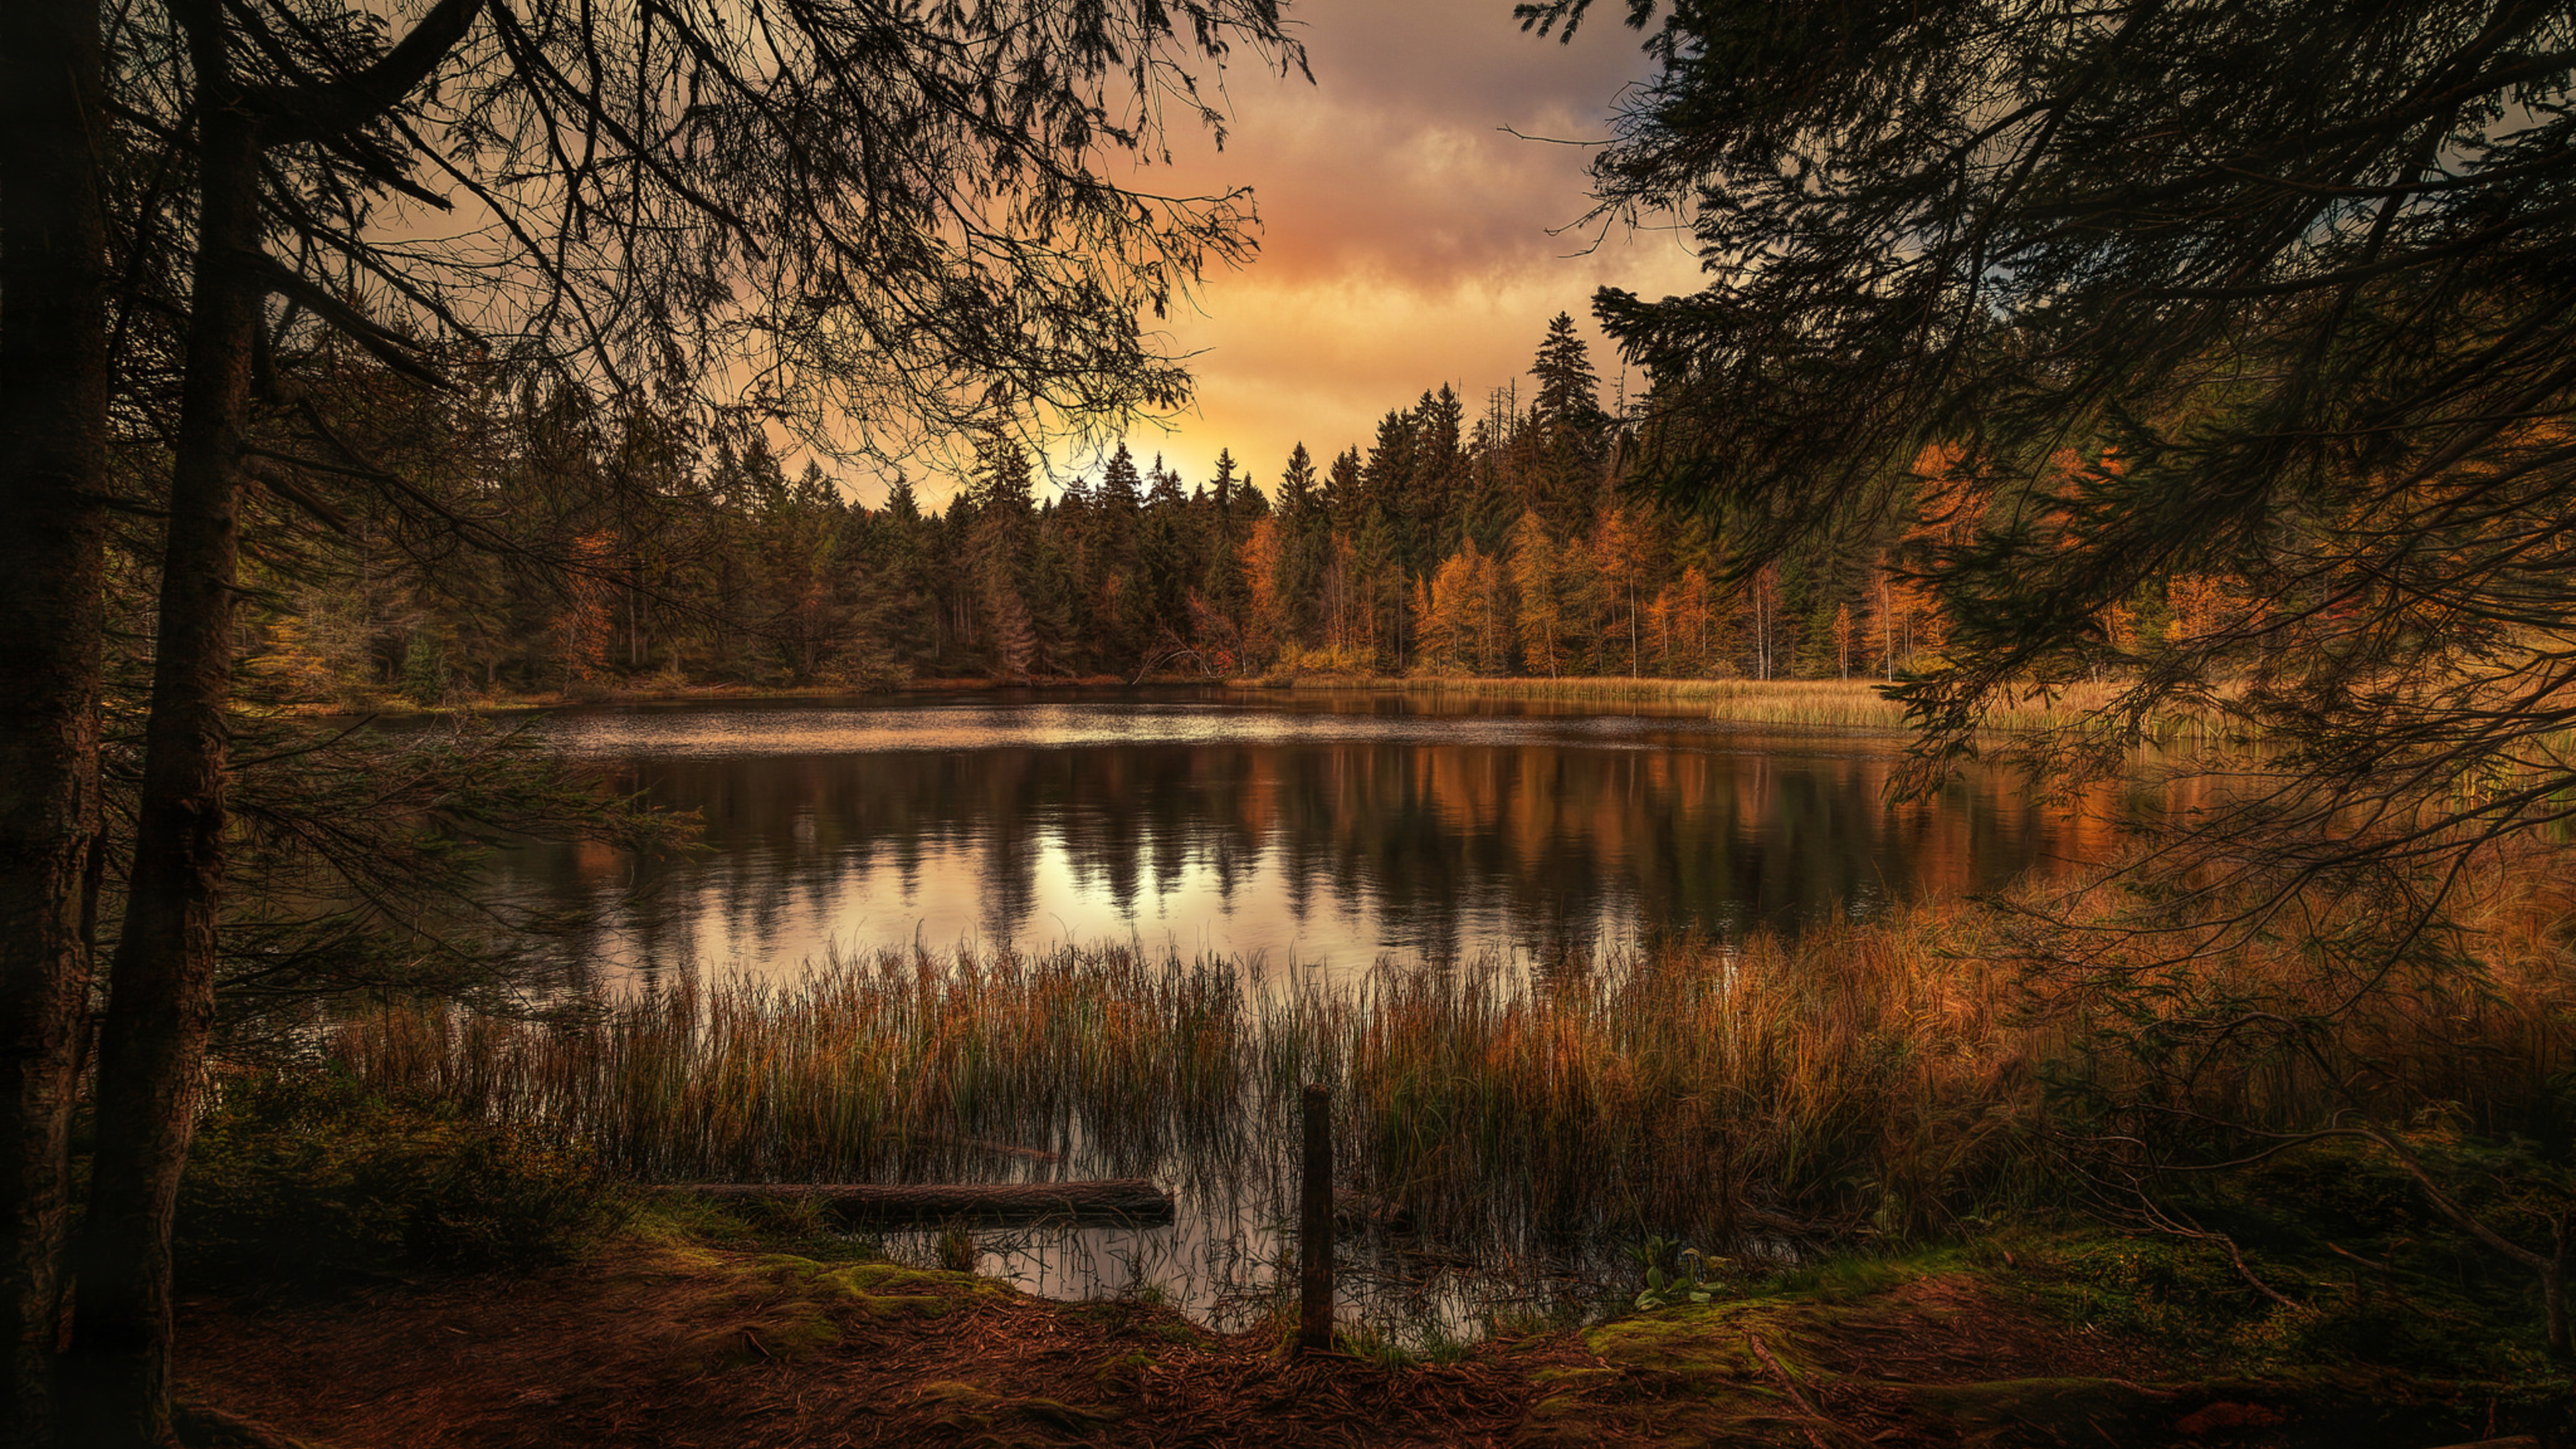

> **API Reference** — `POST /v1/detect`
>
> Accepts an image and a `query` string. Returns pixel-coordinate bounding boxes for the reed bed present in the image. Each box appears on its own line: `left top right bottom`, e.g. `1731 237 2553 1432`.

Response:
322 904 2072 1252
1285 676 2166 736
321 867 2576 1268
339 946 1252 1185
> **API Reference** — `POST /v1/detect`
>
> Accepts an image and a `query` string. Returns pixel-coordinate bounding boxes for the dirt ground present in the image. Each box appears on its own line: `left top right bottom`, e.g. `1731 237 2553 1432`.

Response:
174 1238 2543 1448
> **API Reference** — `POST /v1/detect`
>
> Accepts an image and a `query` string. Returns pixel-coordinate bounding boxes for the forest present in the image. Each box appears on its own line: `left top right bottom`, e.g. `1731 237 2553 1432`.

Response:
280 312 2176 700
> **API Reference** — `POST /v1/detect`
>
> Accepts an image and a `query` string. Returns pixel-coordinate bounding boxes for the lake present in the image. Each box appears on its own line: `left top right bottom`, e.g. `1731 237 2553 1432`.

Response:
409 688 2118 1340
489 688 2109 981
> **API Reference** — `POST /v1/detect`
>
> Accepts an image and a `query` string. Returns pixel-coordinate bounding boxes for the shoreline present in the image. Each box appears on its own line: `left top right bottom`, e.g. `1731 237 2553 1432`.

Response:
299 673 1935 726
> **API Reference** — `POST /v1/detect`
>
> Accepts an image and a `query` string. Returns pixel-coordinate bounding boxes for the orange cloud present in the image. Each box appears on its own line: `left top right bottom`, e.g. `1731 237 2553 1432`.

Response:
879 0 1709 505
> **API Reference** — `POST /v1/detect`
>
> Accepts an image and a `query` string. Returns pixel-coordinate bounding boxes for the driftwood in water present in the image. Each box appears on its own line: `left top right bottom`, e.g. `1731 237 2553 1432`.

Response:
662 1179 1173 1228
923 1134 1064 1165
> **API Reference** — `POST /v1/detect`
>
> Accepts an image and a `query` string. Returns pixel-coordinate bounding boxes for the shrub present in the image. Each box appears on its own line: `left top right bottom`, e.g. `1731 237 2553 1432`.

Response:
177 1067 623 1286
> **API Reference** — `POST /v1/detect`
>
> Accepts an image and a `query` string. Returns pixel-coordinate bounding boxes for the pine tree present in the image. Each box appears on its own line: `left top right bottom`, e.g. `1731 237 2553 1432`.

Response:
1201 449 1250 655
1528 313 1609 541
1361 409 1420 572
1267 443 1331 651
1409 386 1468 568
1137 454 1196 648
969 437 1040 676
1087 444 1145 659
1324 445 1366 536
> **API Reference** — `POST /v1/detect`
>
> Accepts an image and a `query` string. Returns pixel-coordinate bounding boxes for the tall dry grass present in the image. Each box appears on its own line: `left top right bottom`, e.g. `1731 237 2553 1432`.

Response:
1286 676 2180 736
321 873 2573 1254
322 904 2054 1247
339 947 1251 1183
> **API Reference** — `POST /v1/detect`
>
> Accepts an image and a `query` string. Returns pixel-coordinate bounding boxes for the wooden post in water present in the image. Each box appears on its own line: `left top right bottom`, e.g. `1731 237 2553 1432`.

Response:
1298 1081 1334 1354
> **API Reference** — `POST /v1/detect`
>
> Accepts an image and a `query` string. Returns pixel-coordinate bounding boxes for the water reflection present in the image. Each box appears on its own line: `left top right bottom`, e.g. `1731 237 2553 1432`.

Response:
484 691 2109 979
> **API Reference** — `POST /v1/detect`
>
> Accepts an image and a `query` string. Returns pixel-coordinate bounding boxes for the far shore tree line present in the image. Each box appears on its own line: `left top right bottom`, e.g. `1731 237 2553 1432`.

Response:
288 312 2251 701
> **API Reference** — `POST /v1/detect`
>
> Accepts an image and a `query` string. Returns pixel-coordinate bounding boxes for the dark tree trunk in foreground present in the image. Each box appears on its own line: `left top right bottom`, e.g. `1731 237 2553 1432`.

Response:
61 4 263 1440
0 0 109 1441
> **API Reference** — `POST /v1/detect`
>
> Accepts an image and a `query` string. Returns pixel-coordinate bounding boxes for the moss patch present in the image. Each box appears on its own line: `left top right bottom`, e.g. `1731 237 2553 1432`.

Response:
1523 1251 2562 1449
913 1378 1127 1443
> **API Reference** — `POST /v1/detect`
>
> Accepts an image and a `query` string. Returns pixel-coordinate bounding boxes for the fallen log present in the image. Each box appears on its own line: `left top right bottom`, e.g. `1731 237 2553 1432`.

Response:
659 1179 1175 1228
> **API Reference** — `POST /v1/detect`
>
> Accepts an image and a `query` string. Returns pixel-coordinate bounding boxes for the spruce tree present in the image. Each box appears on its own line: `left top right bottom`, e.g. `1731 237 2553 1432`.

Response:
1274 443 1331 647
1138 455 1196 646
1414 384 1470 564
1527 314 1610 540
1091 444 1146 660
1201 451 1252 656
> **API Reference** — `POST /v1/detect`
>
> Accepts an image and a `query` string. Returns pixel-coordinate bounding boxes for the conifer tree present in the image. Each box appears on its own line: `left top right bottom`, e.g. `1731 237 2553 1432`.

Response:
1270 443 1331 649
1202 449 1252 651
1085 444 1146 659
968 438 1040 675
1362 409 1421 573
1528 313 1611 540
1411 386 1469 567
1138 455 1197 650
1324 446 1368 536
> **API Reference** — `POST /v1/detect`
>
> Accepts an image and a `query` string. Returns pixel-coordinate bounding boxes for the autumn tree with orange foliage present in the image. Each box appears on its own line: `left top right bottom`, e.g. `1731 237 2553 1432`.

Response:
1554 0 2576 1355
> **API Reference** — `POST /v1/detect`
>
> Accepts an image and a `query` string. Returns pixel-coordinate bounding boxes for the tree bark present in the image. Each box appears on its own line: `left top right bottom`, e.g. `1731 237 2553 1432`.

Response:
60 4 262 1441
0 1 110 1442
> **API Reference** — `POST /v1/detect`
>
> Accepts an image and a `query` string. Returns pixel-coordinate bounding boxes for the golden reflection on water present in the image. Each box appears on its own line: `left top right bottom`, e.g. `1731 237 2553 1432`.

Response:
491 693 2115 981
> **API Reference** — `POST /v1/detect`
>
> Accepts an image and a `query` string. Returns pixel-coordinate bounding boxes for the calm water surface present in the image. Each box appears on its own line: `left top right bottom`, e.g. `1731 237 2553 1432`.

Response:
492 689 2107 979
472 689 2114 1336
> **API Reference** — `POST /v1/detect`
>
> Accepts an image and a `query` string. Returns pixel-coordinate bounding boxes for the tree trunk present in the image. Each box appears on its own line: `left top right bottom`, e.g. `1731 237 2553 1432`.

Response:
0 0 109 1440
61 7 262 1442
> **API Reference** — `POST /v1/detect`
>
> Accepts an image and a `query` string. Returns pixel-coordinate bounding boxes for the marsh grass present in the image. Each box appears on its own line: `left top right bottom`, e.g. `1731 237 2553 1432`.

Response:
327 866 2576 1242
320 906 2058 1256
315 874 2573 1324
1281 676 2191 737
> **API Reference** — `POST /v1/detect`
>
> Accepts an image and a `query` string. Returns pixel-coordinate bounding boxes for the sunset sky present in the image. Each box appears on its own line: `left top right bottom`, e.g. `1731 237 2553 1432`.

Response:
891 0 1708 507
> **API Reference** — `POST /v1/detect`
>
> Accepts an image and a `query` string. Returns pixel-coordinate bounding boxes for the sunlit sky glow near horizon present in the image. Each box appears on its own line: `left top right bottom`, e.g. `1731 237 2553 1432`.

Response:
852 0 1709 509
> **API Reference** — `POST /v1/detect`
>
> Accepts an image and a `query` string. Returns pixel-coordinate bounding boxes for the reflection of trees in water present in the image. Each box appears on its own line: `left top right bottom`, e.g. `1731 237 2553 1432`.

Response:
496 738 2112 967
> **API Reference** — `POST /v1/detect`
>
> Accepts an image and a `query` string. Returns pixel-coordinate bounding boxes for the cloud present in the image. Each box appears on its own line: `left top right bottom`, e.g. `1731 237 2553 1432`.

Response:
875 0 1708 505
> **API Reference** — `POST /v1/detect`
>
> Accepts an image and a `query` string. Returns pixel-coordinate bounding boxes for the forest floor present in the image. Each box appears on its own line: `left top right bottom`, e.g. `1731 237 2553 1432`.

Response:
172 1224 2563 1449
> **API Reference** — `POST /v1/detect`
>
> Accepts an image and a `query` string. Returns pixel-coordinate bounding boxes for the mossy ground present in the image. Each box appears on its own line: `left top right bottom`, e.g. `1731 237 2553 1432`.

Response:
175 1195 2569 1448
1523 1240 2564 1448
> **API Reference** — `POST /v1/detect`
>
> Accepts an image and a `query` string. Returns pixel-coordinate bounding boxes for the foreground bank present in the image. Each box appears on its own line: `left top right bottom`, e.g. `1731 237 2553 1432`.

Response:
161 874 2574 1443
172 1193 2567 1448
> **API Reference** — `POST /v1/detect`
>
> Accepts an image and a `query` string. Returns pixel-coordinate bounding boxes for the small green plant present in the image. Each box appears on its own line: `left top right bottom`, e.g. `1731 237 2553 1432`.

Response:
1333 1322 1416 1368
1117 1279 1170 1309
1629 1236 1730 1310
